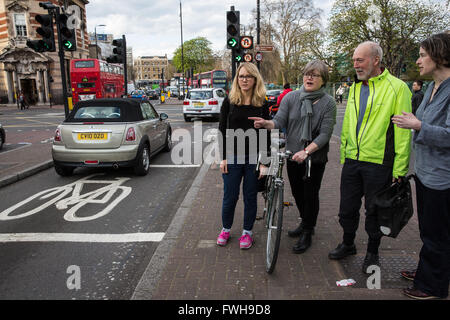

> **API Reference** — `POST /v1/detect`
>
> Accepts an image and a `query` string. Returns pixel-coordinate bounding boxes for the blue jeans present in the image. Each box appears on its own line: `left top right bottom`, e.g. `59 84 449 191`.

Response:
221 156 258 231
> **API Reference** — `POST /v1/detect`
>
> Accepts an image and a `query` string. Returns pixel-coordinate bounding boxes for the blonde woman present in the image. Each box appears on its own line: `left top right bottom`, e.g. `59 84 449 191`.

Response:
217 63 271 249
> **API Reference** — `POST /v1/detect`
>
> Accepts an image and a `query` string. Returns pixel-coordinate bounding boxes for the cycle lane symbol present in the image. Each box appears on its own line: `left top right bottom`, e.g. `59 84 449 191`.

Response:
0 173 132 222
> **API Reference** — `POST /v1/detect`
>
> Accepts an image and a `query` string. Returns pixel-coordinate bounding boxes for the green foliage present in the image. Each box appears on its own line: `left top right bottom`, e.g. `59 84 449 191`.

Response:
328 0 450 78
172 37 215 74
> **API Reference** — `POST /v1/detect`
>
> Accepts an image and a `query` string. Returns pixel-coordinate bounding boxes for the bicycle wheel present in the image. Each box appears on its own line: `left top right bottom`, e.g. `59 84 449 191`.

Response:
265 186 284 274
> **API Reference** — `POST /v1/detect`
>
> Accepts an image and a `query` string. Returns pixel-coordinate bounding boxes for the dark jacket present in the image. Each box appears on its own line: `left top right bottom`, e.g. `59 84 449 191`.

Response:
219 97 271 162
411 90 424 115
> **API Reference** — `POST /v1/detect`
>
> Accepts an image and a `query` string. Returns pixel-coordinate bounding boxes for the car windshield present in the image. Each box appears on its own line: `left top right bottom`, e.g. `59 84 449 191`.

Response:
189 91 213 100
267 90 281 95
131 90 144 95
73 106 121 119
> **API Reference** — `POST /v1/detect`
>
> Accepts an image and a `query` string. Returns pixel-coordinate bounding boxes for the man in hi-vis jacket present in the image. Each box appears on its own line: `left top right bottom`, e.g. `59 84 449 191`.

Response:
328 41 412 273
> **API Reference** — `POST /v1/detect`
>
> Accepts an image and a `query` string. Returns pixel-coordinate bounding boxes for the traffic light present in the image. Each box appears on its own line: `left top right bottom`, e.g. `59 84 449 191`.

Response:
58 13 76 51
226 10 240 50
401 64 407 73
234 48 244 63
26 14 55 52
107 39 126 63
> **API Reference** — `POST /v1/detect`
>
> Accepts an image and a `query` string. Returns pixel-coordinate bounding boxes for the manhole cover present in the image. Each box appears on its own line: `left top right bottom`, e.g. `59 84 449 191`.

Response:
340 255 418 289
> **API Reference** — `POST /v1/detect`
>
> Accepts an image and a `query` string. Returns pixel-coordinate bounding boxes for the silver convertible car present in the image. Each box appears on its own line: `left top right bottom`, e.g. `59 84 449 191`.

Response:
52 98 172 176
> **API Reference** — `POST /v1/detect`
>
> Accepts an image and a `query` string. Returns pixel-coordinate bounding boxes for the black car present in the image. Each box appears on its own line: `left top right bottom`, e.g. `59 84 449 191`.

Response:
266 89 282 108
0 123 5 150
147 90 159 100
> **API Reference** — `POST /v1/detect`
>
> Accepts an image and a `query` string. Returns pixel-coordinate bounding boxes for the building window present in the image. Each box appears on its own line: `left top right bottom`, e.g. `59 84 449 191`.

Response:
14 13 27 37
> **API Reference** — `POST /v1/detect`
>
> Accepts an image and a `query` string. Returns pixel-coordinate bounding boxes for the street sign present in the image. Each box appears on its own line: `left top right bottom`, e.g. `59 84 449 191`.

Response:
255 52 263 62
255 44 273 52
243 53 253 62
240 36 253 49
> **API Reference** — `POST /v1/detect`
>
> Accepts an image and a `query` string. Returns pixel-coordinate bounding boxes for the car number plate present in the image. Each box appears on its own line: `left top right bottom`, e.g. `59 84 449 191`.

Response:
194 102 205 107
77 133 108 140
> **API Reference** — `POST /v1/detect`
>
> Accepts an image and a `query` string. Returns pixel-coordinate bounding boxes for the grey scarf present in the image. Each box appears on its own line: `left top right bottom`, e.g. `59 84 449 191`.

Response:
298 86 326 146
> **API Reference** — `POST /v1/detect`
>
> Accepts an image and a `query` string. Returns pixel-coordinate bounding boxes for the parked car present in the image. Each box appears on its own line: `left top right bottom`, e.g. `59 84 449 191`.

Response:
0 123 5 150
52 98 172 176
129 90 147 100
266 89 282 115
183 88 227 122
147 90 159 100
167 86 179 97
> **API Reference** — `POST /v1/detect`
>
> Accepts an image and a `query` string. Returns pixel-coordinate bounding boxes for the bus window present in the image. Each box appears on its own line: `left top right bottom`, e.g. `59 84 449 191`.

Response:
75 60 95 68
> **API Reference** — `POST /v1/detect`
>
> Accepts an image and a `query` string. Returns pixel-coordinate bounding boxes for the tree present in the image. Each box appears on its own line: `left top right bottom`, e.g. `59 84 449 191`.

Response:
328 0 450 78
261 0 322 84
172 37 215 74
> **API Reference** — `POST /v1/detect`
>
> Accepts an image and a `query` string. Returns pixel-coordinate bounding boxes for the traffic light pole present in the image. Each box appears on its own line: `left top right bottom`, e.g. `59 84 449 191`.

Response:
55 8 70 118
257 0 261 71
123 35 128 95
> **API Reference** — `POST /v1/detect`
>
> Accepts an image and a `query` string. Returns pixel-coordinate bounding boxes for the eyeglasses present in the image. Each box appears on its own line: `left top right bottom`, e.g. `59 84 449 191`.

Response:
303 73 321 79
238 75 255 81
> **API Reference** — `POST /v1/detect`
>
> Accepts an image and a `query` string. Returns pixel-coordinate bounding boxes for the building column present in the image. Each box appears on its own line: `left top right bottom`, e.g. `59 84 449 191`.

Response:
12 69 20 101
5 70 14 103
43 69 50 104
37 70 44 104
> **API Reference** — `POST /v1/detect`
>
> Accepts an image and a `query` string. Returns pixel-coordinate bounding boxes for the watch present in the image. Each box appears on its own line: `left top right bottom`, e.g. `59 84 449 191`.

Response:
304 149 309 155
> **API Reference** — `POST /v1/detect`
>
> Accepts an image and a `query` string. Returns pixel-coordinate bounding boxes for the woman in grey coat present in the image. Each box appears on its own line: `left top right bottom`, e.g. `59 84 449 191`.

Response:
392 33 450 300
250 60 336 254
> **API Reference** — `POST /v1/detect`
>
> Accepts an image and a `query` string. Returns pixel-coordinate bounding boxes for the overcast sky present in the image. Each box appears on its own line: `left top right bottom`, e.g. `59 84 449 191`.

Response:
85 0 333 60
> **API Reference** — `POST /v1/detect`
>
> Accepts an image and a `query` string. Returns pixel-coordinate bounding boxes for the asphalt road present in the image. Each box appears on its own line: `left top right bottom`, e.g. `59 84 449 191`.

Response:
0 100 220 299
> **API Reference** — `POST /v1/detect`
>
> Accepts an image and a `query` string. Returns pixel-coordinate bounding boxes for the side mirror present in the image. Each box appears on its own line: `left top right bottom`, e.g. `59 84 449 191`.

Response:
160 113 168 120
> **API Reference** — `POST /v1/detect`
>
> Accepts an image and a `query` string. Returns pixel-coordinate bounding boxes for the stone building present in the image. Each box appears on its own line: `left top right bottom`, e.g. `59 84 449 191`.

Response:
134 55 168 83
0 0 89 105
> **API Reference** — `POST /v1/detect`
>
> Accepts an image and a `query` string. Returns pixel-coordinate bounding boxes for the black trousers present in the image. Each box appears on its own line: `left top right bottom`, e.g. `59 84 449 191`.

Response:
414 177 450 298
338 159 392 246
287 160 326 230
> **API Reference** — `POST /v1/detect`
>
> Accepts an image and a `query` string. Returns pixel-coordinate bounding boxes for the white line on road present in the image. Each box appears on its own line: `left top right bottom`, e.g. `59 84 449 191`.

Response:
0 232 165 243
149 164 201 168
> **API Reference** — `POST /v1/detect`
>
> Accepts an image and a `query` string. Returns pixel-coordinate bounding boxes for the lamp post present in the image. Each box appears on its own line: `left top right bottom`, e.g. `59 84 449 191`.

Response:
95 24 106 59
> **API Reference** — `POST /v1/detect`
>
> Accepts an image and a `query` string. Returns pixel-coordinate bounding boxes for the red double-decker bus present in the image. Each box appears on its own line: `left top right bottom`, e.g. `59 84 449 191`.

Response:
70 59 125 104
192 69 228 89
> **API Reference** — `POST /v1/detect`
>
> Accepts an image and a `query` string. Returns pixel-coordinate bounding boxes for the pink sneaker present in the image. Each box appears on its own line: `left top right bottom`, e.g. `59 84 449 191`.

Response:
239 234 253 250
217 231 230 246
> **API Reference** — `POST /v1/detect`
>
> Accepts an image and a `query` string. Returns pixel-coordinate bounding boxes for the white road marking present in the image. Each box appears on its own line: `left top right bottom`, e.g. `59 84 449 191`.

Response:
149 164 201 168
0 233 165 243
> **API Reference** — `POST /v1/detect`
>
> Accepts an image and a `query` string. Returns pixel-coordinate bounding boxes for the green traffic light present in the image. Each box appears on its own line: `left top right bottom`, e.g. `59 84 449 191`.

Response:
228 38 238 48
64 41 73 49
235 55 242 62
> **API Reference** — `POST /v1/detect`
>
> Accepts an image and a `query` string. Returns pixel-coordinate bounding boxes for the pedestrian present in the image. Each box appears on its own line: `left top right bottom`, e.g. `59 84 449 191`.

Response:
336 84 345 104
392 32 450 300
328 41 412 273
249 60 336 254
19 91 26 110
274 82 293 113
411 80 424 115
217 62 271 250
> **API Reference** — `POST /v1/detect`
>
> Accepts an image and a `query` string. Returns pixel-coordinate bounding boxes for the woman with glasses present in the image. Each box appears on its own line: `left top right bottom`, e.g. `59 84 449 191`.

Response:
217 62 271 250
250 60 336 254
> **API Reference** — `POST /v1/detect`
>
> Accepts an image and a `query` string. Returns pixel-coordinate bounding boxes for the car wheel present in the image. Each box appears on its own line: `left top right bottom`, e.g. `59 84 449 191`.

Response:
184 115 191 122
163 130 172 152
134 144 150 176
54 164 74 176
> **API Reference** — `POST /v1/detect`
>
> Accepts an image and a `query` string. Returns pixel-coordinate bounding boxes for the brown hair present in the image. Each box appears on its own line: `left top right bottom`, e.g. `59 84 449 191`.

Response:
420 33 450 68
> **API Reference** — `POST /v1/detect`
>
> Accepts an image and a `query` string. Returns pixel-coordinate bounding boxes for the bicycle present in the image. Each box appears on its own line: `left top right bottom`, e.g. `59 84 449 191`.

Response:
257 139 293 274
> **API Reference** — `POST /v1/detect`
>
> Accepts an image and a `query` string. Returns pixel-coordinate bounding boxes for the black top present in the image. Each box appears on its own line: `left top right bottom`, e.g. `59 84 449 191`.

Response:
219 97 271 161
411 90 424 115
